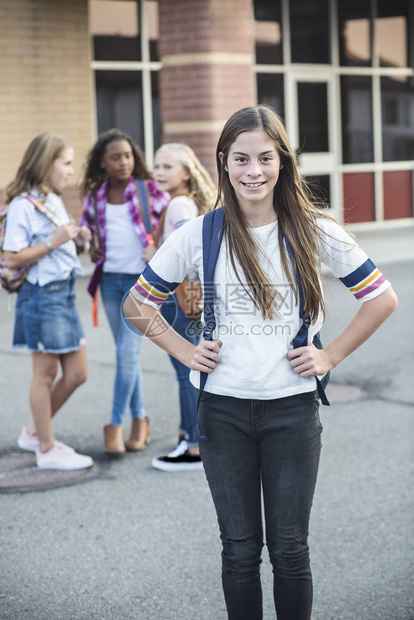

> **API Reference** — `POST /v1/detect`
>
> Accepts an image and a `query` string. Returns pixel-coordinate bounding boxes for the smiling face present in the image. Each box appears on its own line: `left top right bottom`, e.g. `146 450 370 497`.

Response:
153 150 190 198
46 147 74 191
223 129 281 217
100 139 135 183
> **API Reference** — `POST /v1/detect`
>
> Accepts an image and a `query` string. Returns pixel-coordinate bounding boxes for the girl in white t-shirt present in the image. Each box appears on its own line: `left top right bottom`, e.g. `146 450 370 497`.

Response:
123 106 397 619
80 130 169 455
150 143 215 472
3 132 93 471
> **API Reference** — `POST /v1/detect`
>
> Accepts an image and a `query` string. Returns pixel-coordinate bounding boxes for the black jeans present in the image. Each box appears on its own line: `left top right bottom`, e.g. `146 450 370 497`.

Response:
197 390 322 620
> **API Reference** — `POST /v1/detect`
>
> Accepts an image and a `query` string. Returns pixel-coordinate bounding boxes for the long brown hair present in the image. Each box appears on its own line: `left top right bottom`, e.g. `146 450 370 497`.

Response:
216 105 331 323
81 129 152 196
6 132 70 203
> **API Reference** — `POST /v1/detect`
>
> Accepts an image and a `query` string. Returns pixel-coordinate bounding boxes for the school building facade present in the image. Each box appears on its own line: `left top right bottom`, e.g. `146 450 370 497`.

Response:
1 0 413 225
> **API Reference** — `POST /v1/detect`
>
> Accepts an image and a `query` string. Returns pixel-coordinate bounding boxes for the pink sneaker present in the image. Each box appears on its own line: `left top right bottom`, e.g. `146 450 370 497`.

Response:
36 442 93 471
17 427 39 452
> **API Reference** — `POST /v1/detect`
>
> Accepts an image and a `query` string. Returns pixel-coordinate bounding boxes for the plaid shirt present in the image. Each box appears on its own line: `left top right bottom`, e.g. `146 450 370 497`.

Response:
80 176 169 296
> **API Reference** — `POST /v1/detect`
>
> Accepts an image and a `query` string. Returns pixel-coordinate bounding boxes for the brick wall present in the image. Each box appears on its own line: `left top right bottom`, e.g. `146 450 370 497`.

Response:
0 0 93 217
159 64 256 123
158 0 256 180
159 0 254 55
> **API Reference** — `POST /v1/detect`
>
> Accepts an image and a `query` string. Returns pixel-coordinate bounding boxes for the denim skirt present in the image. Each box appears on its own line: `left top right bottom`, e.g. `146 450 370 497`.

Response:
13 274 85 354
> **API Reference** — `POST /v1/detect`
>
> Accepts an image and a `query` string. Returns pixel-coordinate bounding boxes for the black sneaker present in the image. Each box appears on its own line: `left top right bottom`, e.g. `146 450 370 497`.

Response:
151 440 203 472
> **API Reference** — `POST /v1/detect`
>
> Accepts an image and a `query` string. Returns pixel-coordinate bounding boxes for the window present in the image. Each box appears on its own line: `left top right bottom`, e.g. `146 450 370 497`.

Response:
147 0 160 62
290 0 330 64
257 74 284 119
90 0 160 162
90 1 141 61
297 83 329 152
252 0 414 222
254 0 283 65
341 76 374 163
377 0 410 69
305 175 331 207
381 76 414 161
151 71 161 151
95 71 145 148
338 0 371 66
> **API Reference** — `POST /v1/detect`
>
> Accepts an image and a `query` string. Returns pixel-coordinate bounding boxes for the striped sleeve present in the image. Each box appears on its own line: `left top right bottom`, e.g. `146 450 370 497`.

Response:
130 264 180 309
339 258 388 300
317 217 391 302
129 216 203 308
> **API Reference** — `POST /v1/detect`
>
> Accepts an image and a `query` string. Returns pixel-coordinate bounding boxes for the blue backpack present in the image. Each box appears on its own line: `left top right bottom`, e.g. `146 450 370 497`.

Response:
198 207 330 411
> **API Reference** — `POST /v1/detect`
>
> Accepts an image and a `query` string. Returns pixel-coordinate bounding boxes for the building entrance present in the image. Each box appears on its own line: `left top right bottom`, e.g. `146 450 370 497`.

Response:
285 72 338 217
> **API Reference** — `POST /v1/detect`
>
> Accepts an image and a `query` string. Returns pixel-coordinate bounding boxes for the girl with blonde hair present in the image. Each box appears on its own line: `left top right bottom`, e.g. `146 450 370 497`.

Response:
149 142 215 471
3 132 92 470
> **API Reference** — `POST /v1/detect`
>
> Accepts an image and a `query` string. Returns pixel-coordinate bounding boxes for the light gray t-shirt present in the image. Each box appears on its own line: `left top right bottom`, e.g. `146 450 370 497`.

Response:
3 191 83 286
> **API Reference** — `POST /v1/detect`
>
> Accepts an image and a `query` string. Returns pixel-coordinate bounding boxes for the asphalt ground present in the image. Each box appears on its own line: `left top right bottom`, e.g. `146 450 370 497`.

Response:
0 223 413 619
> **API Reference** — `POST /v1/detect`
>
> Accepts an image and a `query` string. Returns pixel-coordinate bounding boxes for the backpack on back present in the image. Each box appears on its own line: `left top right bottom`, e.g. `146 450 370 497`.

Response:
0 204 28 293
0 193 59 294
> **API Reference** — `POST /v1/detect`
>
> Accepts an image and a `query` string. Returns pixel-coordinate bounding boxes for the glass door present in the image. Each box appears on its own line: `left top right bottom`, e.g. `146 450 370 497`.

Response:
285 74 337 213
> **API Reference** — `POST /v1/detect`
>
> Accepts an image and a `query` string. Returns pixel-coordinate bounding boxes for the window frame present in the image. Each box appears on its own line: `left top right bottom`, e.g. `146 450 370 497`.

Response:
90 0 161 168
254 0 414 223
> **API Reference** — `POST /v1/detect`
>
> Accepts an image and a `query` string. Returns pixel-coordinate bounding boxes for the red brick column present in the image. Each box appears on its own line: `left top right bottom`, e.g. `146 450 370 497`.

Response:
158 0 256 179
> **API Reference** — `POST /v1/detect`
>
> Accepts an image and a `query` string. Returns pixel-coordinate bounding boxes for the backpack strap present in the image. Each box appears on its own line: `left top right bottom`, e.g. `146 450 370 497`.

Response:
92 193 102 249
197 208 225 421
282 231 330 405
202 208 225 340
136 180 154 244
153 206 167 249
25 192 61 227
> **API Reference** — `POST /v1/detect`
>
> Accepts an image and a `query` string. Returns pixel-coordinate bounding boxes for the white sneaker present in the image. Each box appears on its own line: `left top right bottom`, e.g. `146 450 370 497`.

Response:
17 427 39 452
151 440 203 472
168 440 189 458
36 442 93 471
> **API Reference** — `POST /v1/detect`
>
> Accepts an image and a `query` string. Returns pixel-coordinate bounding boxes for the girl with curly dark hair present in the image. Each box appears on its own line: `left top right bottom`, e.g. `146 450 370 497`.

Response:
80 129 169 455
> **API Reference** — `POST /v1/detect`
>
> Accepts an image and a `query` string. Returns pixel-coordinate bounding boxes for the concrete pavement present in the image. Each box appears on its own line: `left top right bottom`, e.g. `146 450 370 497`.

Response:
0 222 413 619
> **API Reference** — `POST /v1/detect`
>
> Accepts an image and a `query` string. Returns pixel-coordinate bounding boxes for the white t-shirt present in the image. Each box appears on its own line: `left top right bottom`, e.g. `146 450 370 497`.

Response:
130 214 391 400
103 202 146 274
3 191 82 286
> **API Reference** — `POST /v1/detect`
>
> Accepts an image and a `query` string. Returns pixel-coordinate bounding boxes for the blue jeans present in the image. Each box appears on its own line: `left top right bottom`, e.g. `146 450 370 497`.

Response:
100 273 146 426
197 390 322 620
161 294 200 446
